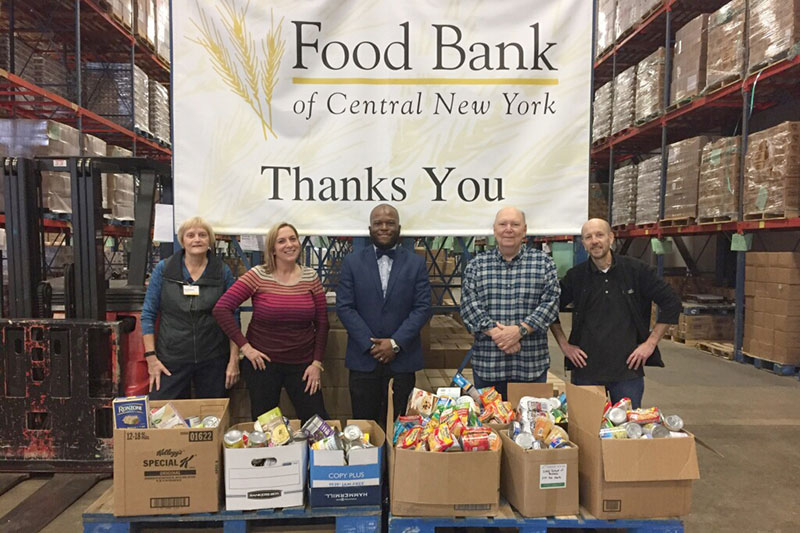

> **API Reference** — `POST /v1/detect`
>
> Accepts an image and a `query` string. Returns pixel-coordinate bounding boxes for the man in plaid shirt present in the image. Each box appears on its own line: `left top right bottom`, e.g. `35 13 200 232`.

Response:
460 207 561 399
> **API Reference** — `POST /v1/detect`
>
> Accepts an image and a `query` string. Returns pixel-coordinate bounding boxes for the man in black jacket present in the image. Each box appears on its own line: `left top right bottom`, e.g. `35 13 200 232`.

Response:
550 219 680 408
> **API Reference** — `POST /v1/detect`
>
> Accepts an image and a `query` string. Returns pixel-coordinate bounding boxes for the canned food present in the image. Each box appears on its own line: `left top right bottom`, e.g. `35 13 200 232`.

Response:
248 431 268 448
622 422 643 439
606 407 627 426
508 421 522 440
599 426 628 439
342 424 364 443
642 423 670 438
662 414 684 432
461 428 490 451
292 430 308 443
302 415 336 441
514 431 535 449
548 435 569 448
224 429 245 448
312 435 341 451
545 425 569 446
201 416 220 428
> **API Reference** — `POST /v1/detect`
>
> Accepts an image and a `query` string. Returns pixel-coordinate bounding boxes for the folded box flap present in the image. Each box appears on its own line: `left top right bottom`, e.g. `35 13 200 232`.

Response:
602 436 700 482
565 384 607 432
508 383 554 407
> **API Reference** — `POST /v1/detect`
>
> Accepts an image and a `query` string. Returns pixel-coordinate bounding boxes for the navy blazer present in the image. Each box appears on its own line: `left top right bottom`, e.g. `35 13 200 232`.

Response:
336 245 432 373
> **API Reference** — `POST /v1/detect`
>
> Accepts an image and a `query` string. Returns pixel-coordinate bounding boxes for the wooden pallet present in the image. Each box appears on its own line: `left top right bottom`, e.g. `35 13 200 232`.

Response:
634 112 662 126
612 223 635 231
666 335 702 347
388 502 684 532
702 74 742 96
660 216 695 227
83 486 382 533
635 222 658 230
743 210 800 221
740 352 800 377
696 341 735 361
748 50 797 75
666 96 695 112
698 215 736 225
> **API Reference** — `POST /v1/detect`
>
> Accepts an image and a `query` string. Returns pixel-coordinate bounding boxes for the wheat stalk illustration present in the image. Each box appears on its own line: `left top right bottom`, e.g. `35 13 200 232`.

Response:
262 9 286 132
189 0 285 140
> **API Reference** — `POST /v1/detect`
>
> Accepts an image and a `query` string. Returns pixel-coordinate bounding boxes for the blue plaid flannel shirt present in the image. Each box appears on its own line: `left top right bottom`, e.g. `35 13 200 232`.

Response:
460 247 560 381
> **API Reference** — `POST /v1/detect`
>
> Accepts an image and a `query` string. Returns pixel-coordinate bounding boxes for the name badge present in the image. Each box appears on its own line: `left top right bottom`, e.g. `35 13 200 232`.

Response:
183 285 200 296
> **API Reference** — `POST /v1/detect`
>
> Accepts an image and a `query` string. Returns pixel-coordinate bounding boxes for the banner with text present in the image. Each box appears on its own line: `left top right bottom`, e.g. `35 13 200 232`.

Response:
173 0 592 236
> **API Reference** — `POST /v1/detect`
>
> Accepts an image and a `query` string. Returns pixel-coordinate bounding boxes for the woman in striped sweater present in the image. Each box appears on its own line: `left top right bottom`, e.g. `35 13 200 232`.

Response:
213 222 329 422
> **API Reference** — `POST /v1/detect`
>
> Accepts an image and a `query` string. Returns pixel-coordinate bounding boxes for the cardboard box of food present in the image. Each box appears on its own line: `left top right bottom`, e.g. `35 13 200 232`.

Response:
308 420 384 507
224 420 306 511
386 382 502 517
113 398 229 516
500 383 578 517
671 14 708 104
566 385 699 519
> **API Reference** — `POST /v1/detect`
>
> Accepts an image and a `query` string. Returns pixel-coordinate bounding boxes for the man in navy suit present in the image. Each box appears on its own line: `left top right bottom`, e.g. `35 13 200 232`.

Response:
336 204 432 425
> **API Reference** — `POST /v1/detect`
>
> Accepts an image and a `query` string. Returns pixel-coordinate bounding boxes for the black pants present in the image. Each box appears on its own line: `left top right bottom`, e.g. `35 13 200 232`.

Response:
349 364 416 427
241 360 328 424
148 355 227 400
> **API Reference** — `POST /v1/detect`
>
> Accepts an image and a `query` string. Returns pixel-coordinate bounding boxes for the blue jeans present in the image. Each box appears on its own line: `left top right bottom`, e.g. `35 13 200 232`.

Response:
473 369 548 401
570 375 645 409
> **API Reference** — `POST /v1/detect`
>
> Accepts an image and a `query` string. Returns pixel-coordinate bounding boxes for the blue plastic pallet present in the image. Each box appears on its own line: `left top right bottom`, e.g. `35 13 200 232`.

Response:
388 504 684 533
737 352 799 376
83 487 381 533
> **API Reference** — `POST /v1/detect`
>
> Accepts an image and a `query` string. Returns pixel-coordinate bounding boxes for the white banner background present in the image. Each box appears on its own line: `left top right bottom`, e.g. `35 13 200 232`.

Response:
172 0 592 236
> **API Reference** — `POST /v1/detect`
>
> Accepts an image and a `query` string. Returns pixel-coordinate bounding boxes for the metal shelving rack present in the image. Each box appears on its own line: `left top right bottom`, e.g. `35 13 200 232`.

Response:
591 0 800 361
0 0 171 160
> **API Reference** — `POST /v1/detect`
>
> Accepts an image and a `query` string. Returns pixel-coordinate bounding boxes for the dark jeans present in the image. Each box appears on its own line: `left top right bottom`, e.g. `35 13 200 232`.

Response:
472 369 548 401
241 360 328 424
570 375 645 409
149 356 228 400
349 364 416 427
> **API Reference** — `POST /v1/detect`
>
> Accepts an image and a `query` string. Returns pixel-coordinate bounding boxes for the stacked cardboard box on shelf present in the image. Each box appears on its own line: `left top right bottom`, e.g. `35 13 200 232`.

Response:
154 0 171 64
110 0 134 30
635 154 661 226
134 0 157 49
107 145 135 220
663 136 710 221
705 0 745 90
744 121 800 218
698 136 741 222
81 134 109 215
614 0 661 42
0 119 80 213
671 14 709 104
149 80 170 144
744 252 800 365
611 66 636 136
83 63 150 134
677 297 735 341
592 81 613 143
748 0 800 72
595 0 616 58
0 34 71 101
611 163 637 227
588 182 609 220
635 47 665 124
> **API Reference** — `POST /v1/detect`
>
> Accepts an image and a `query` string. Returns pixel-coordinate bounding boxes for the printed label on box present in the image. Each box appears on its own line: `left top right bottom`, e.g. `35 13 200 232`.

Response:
539 463 567 489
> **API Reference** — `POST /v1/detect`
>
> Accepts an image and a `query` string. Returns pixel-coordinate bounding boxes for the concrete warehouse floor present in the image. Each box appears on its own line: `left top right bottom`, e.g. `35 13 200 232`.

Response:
1 314 799 532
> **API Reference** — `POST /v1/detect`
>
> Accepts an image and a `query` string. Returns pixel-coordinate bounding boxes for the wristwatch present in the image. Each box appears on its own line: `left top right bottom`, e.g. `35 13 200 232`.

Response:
389 339 401 354
518 324 529 339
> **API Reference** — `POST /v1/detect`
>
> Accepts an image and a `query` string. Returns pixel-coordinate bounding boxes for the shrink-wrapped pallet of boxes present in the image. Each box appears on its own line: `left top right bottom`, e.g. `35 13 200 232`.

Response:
744 252 800 365
611 163 637 228
595 0 616 58
611 66 635 136
705 0 746 91
83 63 150 134
748 0 800 72
81 134 109 215
107 145 135 221
635 154 661 226
635 47 666 124
614 0 661 41
134 0 157 48
589 182 609 220
592 81 613 143
744 122 800 218
0 119 79 213
698 136 741 223
149 80 170 144
671 14 709 105
0 35 70 101
110 0 134 30
155 0 171 63
664 137 710 222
